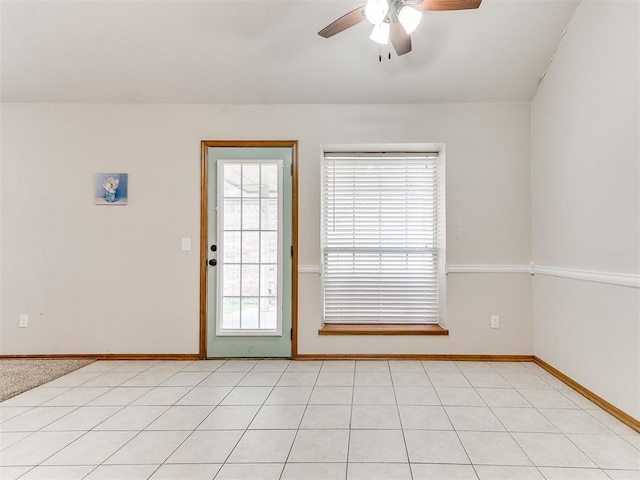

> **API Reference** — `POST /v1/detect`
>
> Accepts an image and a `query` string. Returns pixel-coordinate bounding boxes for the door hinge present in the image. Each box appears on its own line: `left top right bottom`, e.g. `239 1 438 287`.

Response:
290 162 294 176
290 328 293 340
290 245 294 258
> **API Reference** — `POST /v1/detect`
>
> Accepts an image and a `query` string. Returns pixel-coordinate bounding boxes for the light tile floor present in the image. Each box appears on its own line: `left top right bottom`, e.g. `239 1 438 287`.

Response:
1 360 639 479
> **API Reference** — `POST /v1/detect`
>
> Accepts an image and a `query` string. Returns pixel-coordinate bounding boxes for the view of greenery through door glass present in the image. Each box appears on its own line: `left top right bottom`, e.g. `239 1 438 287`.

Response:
219 161 280 331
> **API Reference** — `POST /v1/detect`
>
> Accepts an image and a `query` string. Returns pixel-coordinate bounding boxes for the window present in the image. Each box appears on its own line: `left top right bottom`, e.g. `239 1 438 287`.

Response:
321 152 444 325
217 160 282 335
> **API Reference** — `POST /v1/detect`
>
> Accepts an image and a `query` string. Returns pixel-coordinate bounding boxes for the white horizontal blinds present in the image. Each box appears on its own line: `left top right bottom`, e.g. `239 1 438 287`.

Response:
322 152 439 324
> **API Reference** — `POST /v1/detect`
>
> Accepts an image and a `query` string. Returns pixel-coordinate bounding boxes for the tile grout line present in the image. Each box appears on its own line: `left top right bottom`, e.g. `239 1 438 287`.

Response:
429 362 478 479
142 359 233 479
489 361 612 474
209 360 287 478
401 360 425 480
17 364 130 479
86 360 228 476
2 360 638 479
344 361 356 480
491 363 551 476
457 365 501 478
476 361 545 477
520 361 624 472
278 360 322 480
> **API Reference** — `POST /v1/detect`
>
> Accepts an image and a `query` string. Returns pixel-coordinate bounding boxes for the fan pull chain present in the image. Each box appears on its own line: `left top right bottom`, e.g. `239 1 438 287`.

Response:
378 47 392 63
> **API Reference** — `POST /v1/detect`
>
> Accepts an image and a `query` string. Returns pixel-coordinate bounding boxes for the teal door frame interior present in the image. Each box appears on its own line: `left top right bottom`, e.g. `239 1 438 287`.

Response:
200 140 298 359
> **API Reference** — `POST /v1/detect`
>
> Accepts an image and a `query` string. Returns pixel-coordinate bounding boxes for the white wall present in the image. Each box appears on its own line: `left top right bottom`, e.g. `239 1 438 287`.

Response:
531 0 640 418
0 102 532 355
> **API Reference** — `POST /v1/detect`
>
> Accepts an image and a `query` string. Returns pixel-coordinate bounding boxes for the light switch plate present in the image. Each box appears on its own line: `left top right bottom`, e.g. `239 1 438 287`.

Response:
19 314 28 328
181 237 191 251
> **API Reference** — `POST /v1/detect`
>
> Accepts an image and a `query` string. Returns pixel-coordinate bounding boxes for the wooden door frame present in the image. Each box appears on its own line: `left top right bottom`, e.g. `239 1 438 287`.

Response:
199 140 299 359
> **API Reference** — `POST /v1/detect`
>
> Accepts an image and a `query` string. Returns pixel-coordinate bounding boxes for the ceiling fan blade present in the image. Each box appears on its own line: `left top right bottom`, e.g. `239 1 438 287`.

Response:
416 0 481 11
318 6 367 38
390 23 412 56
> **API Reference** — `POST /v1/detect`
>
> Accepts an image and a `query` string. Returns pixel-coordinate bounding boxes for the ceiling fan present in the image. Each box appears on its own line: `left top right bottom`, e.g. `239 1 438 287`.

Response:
318 0 482 57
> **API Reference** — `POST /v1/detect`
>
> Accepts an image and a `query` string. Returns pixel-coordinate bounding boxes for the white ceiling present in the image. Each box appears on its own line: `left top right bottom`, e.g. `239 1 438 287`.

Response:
1 0 579 104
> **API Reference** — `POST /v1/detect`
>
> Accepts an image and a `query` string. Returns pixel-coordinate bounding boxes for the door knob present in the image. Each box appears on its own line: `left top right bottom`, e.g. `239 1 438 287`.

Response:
208 259 217 266
210 245 217 252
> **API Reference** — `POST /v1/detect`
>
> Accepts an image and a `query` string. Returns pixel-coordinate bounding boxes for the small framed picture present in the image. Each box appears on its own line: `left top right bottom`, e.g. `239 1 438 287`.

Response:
95 173 128 205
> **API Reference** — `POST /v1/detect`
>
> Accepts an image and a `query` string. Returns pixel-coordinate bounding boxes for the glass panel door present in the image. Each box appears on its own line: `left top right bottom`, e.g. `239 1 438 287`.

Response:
217 160 283 335
206 145 292 358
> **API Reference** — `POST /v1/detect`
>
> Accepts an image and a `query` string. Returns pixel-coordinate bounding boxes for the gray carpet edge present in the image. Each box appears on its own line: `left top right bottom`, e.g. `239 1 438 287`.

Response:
0 358 97 402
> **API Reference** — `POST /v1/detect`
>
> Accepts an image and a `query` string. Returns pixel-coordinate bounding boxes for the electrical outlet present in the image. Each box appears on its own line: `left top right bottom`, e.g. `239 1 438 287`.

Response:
19 314 28 328
491 315 500 329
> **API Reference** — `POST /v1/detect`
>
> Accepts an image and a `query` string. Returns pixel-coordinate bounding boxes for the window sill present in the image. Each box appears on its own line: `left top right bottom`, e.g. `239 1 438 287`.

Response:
318 324 449 336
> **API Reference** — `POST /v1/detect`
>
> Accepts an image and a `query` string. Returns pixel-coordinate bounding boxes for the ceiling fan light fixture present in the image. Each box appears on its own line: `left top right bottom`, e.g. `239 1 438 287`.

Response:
369 21 390 45
365 0 389 25
398 5 422 34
